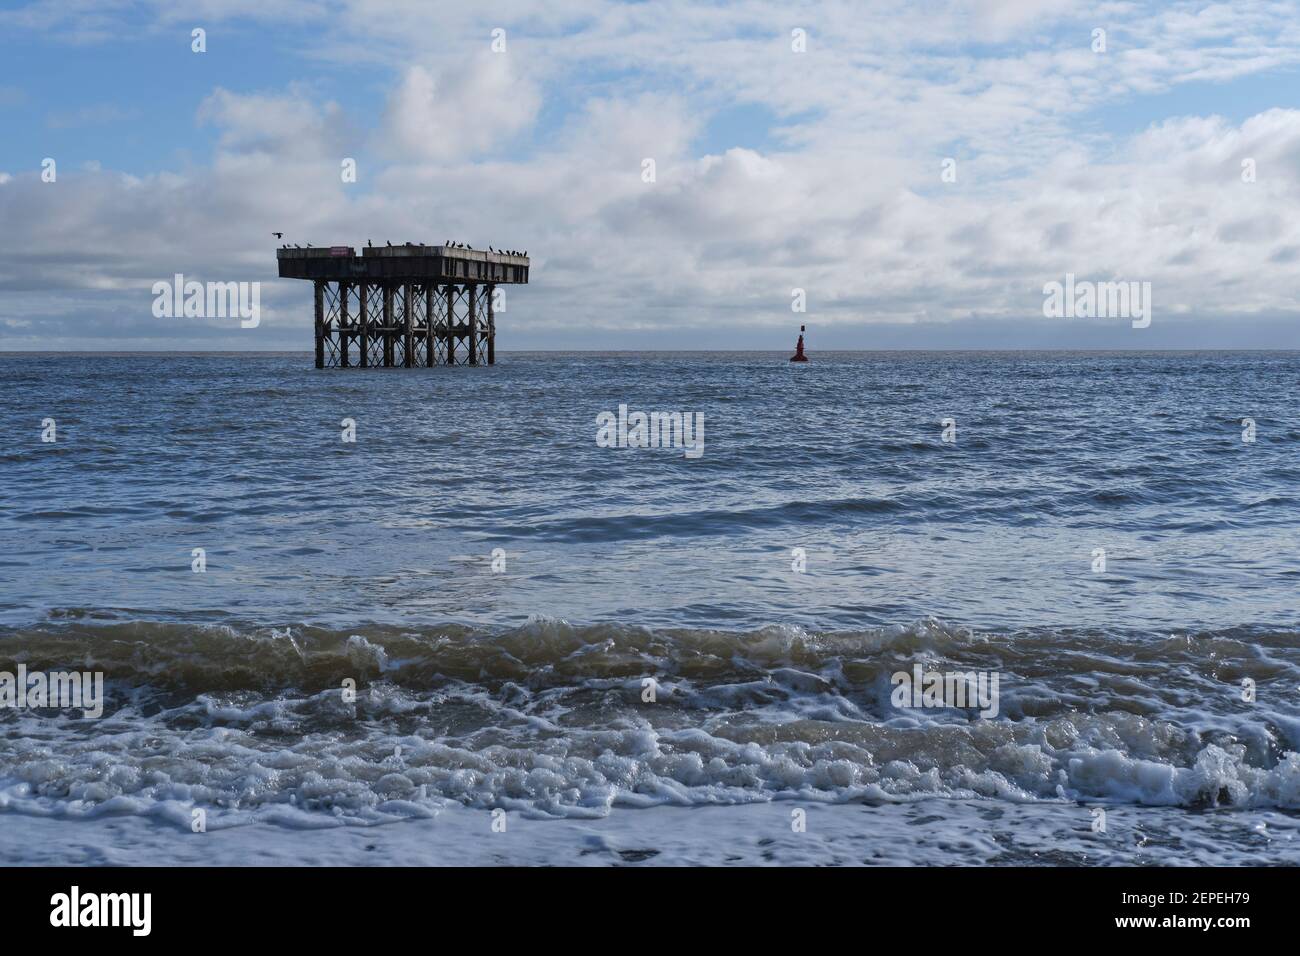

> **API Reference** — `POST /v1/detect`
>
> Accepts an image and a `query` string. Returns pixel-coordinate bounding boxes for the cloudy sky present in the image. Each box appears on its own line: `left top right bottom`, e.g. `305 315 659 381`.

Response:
1 0 1298 350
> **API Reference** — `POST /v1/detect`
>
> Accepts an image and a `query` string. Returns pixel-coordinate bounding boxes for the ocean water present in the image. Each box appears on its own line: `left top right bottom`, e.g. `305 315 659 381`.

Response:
2 350 1299 865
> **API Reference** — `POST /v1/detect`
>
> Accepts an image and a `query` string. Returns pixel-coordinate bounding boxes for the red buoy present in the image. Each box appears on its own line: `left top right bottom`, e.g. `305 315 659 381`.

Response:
790 325 808 362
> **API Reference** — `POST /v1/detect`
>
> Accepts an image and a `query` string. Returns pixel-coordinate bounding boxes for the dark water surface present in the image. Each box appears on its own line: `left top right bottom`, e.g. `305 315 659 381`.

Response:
4 351 1297 631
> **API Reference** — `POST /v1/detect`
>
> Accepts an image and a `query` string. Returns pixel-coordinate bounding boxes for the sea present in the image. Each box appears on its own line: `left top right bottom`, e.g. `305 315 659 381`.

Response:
1 350 1298 866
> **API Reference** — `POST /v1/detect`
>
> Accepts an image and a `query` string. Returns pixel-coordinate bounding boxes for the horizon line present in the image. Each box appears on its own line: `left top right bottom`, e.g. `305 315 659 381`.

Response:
2 348 1299 356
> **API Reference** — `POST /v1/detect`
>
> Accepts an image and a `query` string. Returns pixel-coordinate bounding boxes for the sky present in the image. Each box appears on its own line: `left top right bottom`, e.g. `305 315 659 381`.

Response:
0 0 1298 351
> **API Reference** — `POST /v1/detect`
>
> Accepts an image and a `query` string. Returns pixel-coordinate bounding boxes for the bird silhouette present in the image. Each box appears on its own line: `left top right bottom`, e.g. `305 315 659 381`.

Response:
294 244 301 249
272 232 283 240
367 239 372 248
386 241 392 247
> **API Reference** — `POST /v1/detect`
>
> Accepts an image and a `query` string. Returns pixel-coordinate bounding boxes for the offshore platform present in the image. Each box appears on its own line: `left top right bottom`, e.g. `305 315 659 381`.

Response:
277 243 530 368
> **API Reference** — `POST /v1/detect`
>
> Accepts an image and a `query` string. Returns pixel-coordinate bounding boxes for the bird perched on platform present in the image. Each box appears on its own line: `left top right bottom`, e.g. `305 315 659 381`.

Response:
272 232 283 240
386 240 392 247
367 239 372 247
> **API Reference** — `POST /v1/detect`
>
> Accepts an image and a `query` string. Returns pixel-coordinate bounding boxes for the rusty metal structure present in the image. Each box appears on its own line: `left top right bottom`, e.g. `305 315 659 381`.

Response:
277 244 530 368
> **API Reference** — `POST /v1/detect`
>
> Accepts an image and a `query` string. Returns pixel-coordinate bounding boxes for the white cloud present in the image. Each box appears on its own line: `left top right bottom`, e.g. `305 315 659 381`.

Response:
198 86 348 160
380 56 541 163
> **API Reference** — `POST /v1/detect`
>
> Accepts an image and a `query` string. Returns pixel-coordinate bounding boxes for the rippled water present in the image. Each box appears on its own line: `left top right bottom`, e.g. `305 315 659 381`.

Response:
2 351 1298 863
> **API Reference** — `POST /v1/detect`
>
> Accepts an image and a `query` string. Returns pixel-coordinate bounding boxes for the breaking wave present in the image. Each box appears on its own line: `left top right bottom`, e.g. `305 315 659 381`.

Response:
2 616 1299 828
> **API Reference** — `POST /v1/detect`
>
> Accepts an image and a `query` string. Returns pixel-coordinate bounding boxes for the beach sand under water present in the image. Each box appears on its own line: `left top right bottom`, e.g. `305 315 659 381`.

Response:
5 801 1297 867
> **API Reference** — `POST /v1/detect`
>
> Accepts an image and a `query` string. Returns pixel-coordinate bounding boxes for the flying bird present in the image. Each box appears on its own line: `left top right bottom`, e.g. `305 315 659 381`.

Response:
272 232 283 240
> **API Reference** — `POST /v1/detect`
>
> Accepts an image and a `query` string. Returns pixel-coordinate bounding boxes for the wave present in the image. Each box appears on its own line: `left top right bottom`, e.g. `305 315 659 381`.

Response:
2 615 1294 688
2 617 1299 826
